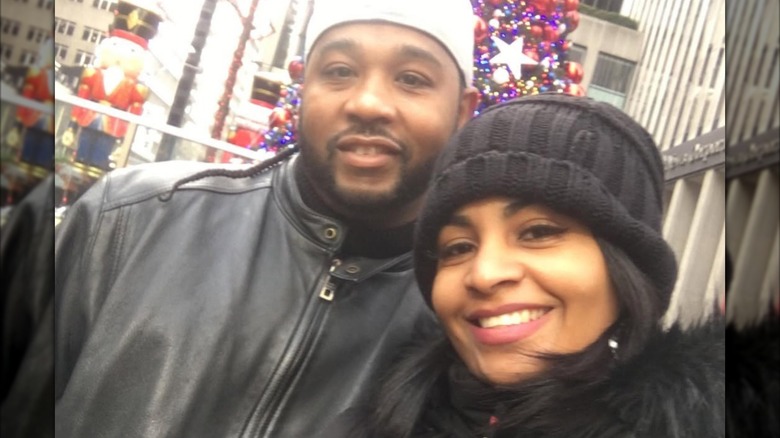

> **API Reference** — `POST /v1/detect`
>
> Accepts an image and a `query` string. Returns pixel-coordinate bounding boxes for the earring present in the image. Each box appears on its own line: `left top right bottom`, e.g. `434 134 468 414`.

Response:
608 336 619 359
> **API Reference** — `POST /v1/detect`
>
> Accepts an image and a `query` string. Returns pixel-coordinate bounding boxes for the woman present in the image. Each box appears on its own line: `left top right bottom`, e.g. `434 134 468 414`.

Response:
325 93 724 438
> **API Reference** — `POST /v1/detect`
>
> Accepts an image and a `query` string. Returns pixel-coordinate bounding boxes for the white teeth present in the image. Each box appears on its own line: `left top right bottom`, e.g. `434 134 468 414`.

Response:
354 146 378 155
478 309 546 328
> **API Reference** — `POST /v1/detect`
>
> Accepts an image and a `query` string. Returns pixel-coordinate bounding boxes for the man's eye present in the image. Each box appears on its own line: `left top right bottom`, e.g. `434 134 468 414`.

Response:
323 66 354 78
519 225 566 241
397 73 430 87
437 241 474 261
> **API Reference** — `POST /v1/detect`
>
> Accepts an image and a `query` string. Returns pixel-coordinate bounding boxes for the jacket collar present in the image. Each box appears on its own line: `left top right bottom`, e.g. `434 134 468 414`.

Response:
271 156 414 275
273 155 347 252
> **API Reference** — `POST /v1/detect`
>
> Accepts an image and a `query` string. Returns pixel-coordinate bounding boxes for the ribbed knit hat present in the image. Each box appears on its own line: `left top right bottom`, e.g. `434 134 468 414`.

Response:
414 93 677 310
304 0 475 85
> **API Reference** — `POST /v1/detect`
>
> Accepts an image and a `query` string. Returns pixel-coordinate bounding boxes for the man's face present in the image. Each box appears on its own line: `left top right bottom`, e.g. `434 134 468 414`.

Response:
298 22 477 227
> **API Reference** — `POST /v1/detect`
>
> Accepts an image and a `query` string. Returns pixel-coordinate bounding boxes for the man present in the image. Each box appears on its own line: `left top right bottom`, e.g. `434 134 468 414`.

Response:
54 0 479 436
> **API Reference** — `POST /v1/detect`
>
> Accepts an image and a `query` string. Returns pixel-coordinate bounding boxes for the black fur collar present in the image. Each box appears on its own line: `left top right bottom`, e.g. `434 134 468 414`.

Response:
423 321 725 438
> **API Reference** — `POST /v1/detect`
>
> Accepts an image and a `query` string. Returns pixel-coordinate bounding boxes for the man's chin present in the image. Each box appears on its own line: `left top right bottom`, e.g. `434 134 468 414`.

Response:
333 187 399 214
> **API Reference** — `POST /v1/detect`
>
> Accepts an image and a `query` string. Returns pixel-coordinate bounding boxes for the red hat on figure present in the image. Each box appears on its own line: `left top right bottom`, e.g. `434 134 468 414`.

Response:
110 0 163 49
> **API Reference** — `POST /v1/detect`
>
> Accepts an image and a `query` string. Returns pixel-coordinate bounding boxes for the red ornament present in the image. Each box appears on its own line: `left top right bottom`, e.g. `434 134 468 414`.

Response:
566 61 584 83
287 58 304 82
530 0 557 14
490 0 502 5
474 16 489 43
527 48 540 62
269 107 292 128
543 24 559 41
565 11 581 31
561 40 571 51
530 24 544 39
564 0 579 11
567 83 586 96
539 41 551 53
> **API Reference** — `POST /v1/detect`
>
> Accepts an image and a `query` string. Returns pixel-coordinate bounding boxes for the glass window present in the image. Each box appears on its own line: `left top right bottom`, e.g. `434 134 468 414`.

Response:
568 44 587 65
590 52 635 93
1 44 12 60
19 50 37 65
55 43 69 60
580 0 623 13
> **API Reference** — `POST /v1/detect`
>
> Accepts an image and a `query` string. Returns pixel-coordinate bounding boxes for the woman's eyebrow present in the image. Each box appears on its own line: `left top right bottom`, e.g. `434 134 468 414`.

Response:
503 200 526 218
444 214 472 228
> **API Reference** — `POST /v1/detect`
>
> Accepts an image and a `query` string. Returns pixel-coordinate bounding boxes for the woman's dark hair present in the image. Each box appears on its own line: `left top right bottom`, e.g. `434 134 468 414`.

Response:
360 237 669 437
157 146 298 202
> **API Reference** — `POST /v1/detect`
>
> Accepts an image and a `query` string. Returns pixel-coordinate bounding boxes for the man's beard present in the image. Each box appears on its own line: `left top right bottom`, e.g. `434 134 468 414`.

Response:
296 119 437 221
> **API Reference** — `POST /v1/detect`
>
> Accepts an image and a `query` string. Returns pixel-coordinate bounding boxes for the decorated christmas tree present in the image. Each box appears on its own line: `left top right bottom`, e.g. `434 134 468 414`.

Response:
259 0 585 150
257 58 304 153
473 0 584 113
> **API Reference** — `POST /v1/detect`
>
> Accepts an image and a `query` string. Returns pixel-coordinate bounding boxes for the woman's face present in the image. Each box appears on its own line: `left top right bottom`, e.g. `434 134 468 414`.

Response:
431 197 619 385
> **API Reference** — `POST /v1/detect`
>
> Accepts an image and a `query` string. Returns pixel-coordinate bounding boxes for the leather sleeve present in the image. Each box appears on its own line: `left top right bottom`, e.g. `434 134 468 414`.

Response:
53 174 116 399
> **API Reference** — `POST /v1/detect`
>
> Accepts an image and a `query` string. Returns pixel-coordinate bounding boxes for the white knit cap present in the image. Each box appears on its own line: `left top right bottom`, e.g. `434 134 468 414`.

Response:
304 0 475 85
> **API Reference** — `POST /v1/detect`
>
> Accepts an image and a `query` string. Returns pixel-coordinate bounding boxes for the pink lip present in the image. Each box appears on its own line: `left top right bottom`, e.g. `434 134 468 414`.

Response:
336 135 402 154
335 136 402 169
467 303 548 320
467 304 551 346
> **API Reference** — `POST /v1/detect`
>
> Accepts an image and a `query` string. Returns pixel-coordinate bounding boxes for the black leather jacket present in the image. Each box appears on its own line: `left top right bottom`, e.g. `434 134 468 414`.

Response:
54 157 433 437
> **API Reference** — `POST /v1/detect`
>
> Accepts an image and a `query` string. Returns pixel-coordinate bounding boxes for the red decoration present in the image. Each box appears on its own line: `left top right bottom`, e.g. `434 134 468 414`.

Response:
530 24 544 39
564 0 580 11
287 58 304 82
269 107 292 128
565 11 581 31
566 61 584 83
227 127 258 147
530 0 557 14
567 83 586 96
490 0 502 5
474 16 489 43
543 24 559 41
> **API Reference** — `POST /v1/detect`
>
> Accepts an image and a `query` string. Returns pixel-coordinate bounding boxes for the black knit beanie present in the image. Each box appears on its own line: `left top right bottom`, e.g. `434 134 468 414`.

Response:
414 93 677 310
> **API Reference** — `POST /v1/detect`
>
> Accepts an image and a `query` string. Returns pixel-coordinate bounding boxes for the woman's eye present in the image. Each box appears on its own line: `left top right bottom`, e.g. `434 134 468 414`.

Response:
519 224 566 241
437 241 475 262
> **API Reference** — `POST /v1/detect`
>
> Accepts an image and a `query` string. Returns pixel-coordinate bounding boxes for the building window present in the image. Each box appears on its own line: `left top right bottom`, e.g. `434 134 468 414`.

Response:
55 43 69 60
55 18 76 36
568 43 587 65
580 0 623 13
82 27 106 44
587 52 636 108
75 50 94 66
19 50 37 66
1 19 21 36
92 0 116 10
1 44 12 61
38 0 54 8
27 27 49 44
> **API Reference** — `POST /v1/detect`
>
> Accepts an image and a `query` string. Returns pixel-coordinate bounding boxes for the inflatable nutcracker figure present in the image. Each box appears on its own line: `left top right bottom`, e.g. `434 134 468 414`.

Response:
67 0 161 171
7 38 55 170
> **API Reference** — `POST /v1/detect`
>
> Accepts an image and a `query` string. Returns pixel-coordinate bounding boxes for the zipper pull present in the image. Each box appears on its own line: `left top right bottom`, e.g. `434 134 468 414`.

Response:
319 258 341 301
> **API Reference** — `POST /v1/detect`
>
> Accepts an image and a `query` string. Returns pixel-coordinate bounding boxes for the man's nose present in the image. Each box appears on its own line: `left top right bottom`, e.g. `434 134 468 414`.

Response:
344 75 397 124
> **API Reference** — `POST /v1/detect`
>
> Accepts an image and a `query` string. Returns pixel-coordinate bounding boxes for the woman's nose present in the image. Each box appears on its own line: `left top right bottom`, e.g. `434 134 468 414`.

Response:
465 244 525 295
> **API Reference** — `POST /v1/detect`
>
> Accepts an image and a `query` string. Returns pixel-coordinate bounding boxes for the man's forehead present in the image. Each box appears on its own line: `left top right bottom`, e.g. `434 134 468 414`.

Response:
309 22 452 63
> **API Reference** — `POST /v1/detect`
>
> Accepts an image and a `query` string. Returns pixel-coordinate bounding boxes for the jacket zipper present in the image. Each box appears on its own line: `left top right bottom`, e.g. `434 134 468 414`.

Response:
242 258 342 437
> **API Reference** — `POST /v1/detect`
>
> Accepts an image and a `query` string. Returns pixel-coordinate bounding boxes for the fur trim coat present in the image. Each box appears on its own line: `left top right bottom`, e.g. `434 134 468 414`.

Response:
323 320 724 438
